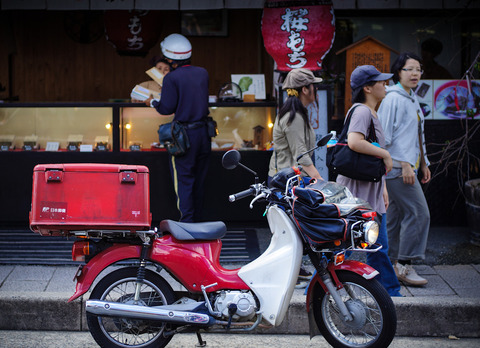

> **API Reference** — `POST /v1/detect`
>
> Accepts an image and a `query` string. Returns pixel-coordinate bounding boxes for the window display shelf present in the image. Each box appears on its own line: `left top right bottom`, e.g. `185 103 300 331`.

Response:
0 102 277 152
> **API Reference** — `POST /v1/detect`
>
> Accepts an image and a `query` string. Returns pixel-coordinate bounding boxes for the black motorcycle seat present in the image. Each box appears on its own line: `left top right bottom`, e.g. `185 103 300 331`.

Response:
159 220 227 241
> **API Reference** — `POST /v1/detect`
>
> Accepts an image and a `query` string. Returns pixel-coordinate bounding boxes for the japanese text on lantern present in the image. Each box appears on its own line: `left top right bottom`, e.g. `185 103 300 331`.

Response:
281 8 309 69
127 13 145 50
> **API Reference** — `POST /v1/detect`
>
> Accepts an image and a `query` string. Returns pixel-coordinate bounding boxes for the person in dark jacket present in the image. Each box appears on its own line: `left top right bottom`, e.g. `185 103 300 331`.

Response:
145 33 210 222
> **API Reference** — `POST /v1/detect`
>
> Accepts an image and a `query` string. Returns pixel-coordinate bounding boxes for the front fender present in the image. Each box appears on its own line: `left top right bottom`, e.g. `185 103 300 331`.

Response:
305 260 379 338
305 260 379 311
68 244 141 302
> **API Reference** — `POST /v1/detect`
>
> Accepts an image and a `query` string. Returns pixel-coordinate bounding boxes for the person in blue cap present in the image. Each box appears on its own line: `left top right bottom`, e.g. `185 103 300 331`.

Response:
336 65 402 297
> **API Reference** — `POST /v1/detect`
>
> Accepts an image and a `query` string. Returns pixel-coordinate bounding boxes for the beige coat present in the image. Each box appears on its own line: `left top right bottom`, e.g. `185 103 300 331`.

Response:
268 112 315 178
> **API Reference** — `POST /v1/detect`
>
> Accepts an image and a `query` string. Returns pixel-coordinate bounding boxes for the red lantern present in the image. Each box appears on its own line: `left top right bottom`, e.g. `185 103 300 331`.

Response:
104 10 163 57
262 0 335 71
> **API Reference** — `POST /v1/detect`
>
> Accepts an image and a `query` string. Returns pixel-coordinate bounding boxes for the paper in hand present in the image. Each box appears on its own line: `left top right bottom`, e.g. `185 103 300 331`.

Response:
131 85 160 101
146 67 165 86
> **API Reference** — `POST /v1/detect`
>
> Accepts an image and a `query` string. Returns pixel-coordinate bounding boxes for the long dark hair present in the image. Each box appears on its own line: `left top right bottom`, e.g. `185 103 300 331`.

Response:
278 88 310 127
391 52 422 83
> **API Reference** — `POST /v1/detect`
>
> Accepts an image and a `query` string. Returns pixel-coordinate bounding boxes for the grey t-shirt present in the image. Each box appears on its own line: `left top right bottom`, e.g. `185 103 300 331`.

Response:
336 104 387 214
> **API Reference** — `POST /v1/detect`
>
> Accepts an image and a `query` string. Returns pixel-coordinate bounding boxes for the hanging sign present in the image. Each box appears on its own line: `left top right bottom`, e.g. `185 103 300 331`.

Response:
104 10 162 56
262 0 335 71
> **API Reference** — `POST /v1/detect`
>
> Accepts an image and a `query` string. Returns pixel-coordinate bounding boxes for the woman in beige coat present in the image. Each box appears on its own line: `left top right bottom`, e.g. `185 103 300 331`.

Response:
268 68 324 285
268 68 324 183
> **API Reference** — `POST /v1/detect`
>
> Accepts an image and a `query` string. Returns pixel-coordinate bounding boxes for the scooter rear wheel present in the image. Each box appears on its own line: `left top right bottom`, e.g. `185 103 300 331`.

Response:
86 267 175 348
312 271 397 348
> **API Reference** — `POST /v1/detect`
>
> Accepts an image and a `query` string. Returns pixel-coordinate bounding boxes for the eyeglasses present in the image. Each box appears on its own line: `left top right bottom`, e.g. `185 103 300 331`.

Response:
402 68 424 75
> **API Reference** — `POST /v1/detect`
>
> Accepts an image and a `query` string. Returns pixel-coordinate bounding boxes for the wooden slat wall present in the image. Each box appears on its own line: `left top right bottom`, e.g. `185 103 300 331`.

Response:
0 9 274 102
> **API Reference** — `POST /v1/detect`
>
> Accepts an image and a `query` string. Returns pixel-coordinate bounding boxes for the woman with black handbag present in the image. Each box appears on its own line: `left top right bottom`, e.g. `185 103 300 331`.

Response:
336 65 402 297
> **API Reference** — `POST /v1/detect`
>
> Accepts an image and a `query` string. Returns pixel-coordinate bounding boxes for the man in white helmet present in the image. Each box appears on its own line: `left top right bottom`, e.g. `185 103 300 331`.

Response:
145 33 210 222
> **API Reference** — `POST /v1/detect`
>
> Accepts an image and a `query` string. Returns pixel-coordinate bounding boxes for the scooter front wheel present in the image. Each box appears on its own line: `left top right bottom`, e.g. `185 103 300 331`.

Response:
312 271 397 348
86 267 176 348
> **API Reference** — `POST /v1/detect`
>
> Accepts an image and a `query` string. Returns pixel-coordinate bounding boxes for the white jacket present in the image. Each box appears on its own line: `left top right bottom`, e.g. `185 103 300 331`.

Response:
377 83 429 168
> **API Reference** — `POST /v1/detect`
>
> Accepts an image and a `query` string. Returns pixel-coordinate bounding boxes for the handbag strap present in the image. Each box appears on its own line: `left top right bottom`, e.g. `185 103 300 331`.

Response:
337 105 360 143
339 104 378 144
367 119 378 143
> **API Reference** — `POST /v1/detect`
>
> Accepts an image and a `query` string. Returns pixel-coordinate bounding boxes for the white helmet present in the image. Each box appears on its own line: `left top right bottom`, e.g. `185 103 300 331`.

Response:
161 33 192 60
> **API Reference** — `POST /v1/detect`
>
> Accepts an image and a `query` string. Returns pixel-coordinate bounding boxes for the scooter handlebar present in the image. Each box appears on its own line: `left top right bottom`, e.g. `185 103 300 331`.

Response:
229 187 256 202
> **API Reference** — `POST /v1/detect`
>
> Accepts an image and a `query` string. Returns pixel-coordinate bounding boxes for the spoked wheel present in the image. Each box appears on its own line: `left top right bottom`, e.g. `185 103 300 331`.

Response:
312 271 397 348
86 267 176 348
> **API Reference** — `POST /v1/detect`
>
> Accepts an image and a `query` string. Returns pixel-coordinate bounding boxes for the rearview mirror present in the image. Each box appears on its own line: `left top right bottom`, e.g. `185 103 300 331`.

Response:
317 133 333 147
296 133 334 163
222 150 241 170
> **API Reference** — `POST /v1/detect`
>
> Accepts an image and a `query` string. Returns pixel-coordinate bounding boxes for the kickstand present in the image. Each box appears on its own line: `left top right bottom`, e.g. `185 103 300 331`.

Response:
195 331 206 347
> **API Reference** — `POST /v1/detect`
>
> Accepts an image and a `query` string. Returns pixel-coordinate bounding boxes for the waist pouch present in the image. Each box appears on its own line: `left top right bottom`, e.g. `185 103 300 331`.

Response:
206 116 218 137
158 121 190 156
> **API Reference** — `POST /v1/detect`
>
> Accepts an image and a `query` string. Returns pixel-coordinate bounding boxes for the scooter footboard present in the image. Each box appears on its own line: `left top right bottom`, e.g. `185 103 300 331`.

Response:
68 244 142 302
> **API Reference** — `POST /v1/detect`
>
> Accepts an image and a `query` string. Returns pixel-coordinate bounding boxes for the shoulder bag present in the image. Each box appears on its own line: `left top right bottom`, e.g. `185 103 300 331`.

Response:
206 116 218 137
326 105 386 182
157 121 190 156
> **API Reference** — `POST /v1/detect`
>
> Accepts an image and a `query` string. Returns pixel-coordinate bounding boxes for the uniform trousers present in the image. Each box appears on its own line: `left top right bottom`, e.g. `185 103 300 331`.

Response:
385 176 430 261
169 126 211 222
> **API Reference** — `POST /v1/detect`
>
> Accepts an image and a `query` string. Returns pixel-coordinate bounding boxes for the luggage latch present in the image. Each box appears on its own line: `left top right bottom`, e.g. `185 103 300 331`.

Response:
45 170 64 182
120 171 137 184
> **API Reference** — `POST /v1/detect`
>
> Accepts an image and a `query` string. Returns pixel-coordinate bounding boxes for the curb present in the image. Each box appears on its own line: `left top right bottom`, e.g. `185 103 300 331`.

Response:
1 292 479 337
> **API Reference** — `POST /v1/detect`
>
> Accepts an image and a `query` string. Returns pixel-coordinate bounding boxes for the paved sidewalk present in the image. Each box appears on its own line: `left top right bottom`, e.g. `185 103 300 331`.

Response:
0 263 479 337
1 225 480 337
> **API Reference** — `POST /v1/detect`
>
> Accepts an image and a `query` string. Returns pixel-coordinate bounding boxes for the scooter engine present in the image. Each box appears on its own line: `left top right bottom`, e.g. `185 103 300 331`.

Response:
214 291 256 321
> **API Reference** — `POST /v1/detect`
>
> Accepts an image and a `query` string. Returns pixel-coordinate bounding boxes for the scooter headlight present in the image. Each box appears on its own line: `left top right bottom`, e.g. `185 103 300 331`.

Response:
362 220 379 245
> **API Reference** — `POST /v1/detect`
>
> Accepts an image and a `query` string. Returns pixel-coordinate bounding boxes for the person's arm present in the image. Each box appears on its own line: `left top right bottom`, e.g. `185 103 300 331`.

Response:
144 96 154 107
377 96 397 147
399 161 416 185
419 133 431 184
302 164 323 181
383 181 389 211
284 116 323 180
144 75 178 114
347 132 393 173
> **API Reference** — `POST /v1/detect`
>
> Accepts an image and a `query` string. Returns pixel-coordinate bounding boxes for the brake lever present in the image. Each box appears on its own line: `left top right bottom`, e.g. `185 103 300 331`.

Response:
249 192 266 209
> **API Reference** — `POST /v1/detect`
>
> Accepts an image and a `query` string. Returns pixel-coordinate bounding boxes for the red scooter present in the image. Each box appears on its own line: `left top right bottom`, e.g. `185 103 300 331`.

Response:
30 135 396 348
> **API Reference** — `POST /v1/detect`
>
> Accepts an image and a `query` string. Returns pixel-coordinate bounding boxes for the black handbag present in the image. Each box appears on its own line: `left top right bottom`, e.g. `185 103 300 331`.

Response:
327 105 386 182
158 121 190 156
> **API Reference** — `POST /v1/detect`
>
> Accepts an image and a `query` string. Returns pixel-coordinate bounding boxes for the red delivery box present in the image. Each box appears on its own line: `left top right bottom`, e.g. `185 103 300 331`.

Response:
30 163 151 236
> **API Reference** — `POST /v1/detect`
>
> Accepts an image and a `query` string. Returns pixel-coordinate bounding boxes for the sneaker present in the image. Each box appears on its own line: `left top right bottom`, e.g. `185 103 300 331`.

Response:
298 267 312 281
394 262 428 286
295 280 308 289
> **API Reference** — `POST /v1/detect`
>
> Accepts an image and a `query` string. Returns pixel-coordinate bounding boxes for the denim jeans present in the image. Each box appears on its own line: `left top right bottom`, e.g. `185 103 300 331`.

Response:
367 213 402 296
305 214 402 297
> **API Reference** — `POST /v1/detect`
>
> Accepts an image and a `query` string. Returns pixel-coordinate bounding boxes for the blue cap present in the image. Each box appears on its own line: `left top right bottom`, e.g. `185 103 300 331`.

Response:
350 65 393 90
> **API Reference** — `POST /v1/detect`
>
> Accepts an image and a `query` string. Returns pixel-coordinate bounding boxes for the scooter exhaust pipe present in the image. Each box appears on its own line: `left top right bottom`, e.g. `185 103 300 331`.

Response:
86 300 214 326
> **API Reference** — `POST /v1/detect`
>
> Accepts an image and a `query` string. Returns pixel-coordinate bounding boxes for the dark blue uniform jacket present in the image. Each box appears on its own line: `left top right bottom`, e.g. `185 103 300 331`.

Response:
152 65 209 122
